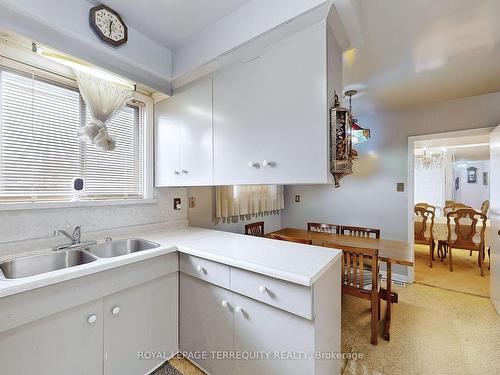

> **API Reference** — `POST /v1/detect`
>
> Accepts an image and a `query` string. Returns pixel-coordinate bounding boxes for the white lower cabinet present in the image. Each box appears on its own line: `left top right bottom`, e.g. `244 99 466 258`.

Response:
233 293 314 375
0 300 103 375
180 274 234 375
104 274 178 375
180 261 339 375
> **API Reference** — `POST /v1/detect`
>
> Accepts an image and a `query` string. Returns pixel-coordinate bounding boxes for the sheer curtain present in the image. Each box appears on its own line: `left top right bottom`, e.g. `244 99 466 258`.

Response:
74 70 133 151
215 185 284 221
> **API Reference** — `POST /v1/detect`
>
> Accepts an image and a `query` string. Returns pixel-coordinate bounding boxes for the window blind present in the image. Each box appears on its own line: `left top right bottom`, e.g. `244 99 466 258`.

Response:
0 68 144 203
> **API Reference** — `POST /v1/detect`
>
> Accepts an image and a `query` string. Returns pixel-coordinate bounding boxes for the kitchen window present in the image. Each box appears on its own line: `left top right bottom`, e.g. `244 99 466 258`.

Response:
0 67 147 205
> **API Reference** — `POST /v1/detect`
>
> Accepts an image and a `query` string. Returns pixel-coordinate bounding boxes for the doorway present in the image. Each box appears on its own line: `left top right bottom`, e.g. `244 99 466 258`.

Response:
408 128 492 297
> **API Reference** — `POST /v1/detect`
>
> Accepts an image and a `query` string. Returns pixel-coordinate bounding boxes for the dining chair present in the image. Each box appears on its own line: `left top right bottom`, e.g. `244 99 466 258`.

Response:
414 206 436 267
245 221 265 237
415 202 436 213
323 242 381 345
444 208 487 276
341 226 381 239
307 222 340 234
269 233 312 245
480 200 490 216
445 200 455 206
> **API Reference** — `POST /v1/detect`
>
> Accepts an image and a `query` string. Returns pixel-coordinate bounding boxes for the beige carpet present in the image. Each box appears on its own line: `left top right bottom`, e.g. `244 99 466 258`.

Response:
414 243 490 297
169 283 500 375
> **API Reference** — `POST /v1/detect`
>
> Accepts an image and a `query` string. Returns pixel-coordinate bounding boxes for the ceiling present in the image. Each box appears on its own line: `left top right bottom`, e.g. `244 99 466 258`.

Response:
86 0 251 48
415 134 490 162
344 0 500 114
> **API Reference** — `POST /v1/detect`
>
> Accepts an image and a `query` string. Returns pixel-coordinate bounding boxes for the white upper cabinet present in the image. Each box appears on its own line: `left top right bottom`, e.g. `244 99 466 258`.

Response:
213 23 330 185
155 77 213 186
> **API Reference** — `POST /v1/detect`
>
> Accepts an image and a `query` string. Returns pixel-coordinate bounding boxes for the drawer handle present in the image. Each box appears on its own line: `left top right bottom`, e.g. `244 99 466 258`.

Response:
235 306 243 313
111 306 120 315
87 314 97 324
221 300 228 308
258 285 267 294
196 265 205 273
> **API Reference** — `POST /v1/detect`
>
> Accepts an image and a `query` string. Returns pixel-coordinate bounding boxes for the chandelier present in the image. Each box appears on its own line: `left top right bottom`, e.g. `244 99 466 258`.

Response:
415 149 446 169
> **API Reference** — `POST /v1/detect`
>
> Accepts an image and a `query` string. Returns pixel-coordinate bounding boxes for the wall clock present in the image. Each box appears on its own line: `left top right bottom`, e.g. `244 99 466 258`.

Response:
89 4 128 47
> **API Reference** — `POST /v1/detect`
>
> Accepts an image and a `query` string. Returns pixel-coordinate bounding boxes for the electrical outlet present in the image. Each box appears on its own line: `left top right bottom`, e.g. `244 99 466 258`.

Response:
174 198 182 210
189 196 196 208
396 182 405 192
295 195 301 203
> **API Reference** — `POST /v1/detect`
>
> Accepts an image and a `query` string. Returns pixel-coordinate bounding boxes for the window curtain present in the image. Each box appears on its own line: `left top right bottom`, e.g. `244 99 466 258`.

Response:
215 185 284 221
74 70 133 151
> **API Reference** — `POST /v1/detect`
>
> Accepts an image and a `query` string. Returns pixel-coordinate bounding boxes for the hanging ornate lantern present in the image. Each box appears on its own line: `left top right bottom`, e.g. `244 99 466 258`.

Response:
330 92 356 187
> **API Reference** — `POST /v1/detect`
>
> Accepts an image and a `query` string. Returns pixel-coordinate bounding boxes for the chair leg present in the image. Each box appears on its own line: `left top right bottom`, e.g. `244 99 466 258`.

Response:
378 294 381 321
431 240 435 261
489 247 491 271
429 242 433 268
371 293 379 345
470 250 473 256
480 247 484 277
449 248 453 272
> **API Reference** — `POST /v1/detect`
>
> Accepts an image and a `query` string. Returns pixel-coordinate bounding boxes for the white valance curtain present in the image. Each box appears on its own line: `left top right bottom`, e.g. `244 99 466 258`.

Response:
215 185 284 220
74 70 133 151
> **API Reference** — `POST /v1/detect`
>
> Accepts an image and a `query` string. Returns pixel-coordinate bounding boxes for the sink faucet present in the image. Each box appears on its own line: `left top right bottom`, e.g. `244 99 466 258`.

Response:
54 226 96 251
58 226 81 245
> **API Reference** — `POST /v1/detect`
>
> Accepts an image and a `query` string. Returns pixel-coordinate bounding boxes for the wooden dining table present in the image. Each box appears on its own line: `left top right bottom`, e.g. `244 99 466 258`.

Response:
266 228 413 342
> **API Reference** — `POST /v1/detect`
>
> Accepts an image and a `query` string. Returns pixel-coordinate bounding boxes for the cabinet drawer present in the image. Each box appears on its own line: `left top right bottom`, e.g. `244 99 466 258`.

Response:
180 254 230 289
230 268 313 319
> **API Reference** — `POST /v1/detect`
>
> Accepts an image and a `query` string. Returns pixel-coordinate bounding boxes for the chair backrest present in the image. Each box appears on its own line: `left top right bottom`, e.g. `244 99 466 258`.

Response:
245 221 264 237
341 225 381 239
269 233 312 245
480 200 490 215
414 206 435 242
415 202 436 212
445 200 455 206
443 203 471 216
307 222 340 234
446 209 487 250
323 242 379 292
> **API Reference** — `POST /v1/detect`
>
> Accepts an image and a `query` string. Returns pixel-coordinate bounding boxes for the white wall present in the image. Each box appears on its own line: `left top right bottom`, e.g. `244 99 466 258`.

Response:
187 187 282 235
0 187 187 247
0 0 172 92
414 165 446 207
453 161 490 209
281 91 500 277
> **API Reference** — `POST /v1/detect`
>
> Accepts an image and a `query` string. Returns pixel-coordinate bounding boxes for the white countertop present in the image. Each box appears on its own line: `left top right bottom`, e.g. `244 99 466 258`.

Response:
0 226 342 298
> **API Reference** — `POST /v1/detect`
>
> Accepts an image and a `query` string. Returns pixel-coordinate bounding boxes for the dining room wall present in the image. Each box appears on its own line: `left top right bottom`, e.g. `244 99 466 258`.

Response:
281 91 500 279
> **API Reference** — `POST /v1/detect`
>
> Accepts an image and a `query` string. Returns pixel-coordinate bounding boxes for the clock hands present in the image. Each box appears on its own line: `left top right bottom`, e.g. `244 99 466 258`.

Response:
109 20 113 36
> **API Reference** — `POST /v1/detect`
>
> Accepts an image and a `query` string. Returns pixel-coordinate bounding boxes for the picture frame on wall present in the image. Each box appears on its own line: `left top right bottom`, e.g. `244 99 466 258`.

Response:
483 171 488 186
467 167 477 183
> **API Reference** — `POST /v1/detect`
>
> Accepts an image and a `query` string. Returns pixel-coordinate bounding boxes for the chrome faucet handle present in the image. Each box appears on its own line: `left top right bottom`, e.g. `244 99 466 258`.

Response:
72 226 81 244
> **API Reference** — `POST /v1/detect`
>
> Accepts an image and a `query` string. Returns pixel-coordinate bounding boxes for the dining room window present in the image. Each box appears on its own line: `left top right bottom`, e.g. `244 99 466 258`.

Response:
0 67 145 203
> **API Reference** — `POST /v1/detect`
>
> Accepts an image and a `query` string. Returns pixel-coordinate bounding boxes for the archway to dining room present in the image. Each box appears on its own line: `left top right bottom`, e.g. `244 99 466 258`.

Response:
408 128 493 298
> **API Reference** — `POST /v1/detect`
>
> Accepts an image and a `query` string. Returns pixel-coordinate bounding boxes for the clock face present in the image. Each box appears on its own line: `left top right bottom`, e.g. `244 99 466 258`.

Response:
90 5 128 46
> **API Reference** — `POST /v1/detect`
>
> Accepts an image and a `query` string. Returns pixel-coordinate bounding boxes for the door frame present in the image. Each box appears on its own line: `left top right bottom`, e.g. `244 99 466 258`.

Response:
407 127 493 283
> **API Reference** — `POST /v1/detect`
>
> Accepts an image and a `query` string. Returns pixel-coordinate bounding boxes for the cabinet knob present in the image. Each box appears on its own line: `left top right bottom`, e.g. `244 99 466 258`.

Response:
235 306 243 313
174 170 180 175
196 265 203 273
221 300 228 308
112 306 120 315
181 169 188 174
87 314 97 324
248 161 259 168
262 160 275 167
258 285 267 294
262 160 269 167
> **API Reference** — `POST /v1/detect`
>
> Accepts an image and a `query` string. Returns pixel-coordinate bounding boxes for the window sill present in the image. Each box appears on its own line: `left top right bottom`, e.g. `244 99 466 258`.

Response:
0 198 158 211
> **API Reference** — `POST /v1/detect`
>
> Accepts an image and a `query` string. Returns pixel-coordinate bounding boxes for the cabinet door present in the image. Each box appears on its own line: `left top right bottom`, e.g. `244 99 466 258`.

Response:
178 77 214 186
234 294 314 375
180 274 234 375
213 24 328 185
155 78 213 187
155 94 182 186
103 274 178 375
0 300 103 375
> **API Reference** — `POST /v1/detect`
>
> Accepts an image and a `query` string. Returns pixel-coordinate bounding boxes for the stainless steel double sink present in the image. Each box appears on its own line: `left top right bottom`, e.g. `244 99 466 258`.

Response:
0 239 160 280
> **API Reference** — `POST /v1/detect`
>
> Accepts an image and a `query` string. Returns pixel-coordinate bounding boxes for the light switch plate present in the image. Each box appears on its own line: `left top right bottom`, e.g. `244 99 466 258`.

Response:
189 196 196 208
295 195 301 202
396 182 405 192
